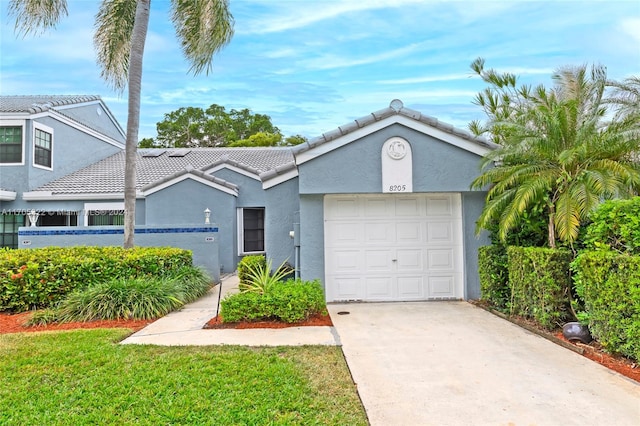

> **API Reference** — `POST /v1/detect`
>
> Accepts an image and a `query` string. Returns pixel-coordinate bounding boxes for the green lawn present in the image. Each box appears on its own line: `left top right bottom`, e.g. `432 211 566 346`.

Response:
0 329 367 425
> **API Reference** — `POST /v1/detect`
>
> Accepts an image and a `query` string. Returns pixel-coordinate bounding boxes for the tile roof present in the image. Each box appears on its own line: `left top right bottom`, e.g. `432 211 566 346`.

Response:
291 99 497 155
35 148 295 194
0 95 102 113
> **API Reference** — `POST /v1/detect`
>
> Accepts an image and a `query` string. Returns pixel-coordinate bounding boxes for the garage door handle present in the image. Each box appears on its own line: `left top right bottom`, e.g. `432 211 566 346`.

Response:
392 259 397 262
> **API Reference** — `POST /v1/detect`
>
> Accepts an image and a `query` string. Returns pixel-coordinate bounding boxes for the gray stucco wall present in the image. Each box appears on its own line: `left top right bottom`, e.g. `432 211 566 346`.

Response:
298 194 325 283
55 102 126 142
18 225 221 282
462 191 490 299
264 178 299 270
144 178 236 273
298 124 483 194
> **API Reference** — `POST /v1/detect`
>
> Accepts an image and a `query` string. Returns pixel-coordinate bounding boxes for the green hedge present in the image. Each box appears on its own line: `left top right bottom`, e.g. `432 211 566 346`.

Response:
221 279 325 323
478 245 509 310
583 197 640 254
572 251 640 361
0 246 192 312
507 246 573 329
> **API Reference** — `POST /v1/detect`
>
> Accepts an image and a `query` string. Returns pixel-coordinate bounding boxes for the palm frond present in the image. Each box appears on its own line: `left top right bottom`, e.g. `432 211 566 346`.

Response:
171 0 234 76
8 0 68 37
94 0 137 92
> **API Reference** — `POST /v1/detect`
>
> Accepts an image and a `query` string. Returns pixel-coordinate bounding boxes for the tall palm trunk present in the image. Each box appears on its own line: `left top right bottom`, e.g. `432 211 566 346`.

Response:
548 204 557 248
123 0 150 248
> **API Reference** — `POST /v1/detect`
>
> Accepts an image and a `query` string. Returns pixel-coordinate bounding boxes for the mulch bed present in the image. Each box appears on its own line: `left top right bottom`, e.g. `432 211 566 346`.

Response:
0 312 153 334
203 312 333 329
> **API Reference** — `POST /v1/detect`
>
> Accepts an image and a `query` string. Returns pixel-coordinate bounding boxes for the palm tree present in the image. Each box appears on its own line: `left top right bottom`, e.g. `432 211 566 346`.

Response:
470 59 640 248
9 0 234 248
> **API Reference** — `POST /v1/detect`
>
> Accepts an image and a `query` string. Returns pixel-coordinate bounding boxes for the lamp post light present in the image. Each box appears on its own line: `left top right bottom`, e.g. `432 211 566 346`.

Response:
204 208 211 225
27 209 39 227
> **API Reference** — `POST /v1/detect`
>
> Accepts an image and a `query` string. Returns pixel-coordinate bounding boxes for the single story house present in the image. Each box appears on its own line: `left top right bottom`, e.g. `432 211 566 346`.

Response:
1 95 494 301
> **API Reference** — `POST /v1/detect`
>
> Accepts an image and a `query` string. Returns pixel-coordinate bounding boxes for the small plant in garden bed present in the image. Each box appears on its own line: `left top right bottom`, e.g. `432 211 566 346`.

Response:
221 278 326 324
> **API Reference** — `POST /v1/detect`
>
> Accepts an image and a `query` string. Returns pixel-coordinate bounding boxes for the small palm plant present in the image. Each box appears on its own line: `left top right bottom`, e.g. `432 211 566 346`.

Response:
240 258 292 295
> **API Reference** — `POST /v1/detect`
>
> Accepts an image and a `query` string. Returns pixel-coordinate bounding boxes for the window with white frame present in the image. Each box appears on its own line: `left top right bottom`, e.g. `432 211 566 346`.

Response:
33 127 52 168
0 125 23 164
238 207 265 254
84 202 125 226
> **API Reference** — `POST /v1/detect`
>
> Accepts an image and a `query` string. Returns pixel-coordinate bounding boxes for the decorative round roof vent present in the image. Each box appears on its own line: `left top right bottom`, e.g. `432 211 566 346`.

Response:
390 99 404 112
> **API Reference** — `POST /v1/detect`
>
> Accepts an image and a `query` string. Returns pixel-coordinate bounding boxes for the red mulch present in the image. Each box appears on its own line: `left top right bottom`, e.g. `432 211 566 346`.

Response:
0 312 153 334
203 312 333 329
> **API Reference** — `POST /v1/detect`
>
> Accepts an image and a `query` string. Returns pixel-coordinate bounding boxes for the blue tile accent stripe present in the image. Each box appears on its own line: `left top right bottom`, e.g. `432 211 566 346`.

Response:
19 227 219 236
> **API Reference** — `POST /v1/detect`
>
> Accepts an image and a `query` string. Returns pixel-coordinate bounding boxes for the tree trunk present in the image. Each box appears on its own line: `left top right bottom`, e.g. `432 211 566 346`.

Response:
123 0 150 248
548 204 556 249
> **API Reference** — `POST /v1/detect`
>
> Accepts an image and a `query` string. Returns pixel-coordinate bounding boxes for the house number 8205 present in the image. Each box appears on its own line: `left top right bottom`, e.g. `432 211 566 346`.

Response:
389 185 407 192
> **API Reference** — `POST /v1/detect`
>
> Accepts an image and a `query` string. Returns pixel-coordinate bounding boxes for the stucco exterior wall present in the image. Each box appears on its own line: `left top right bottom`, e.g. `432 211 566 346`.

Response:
462 191 490 299
298 194 325 283
264 178 299 270
298 124 483 195
145 179 236 273
55 102 125 142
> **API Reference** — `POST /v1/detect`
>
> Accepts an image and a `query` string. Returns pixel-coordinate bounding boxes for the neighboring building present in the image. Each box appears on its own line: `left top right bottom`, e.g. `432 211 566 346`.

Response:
0 95 126 248
2 96 495 301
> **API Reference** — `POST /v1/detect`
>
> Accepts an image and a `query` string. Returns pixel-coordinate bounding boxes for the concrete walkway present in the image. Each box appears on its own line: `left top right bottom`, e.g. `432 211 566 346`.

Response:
327 302 640 426
120 274 339 346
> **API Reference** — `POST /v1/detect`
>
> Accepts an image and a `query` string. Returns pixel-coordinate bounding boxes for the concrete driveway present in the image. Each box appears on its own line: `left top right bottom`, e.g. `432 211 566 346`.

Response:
327 302 640 426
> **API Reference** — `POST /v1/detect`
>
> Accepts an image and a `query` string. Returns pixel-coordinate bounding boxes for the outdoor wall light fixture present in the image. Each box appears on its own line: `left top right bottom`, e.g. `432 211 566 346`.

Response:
204 208 211 225
28 209 39 227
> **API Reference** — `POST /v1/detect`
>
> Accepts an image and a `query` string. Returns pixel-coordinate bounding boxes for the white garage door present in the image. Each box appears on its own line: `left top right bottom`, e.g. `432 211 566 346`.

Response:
324 193 464 302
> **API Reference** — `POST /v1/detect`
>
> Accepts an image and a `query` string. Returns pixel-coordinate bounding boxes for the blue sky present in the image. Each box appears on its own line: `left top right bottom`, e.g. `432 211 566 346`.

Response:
1 0 639 141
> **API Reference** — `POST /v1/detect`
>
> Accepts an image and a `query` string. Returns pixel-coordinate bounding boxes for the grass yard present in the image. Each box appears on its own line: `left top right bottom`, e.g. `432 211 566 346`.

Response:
0 329 367 425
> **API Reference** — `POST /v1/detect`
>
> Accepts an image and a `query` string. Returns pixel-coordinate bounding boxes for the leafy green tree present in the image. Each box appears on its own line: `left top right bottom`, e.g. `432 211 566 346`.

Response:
283 134 307 146
138 137 155 148
151 104 282 147
229 132 282 147
469 58 640 248
9 0 234 248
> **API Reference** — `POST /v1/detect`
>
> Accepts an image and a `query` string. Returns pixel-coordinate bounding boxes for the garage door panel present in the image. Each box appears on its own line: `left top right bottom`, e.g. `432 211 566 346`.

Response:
397 276 425 299
365 277 393 299
395 196 421 216
325 222 361 245
396 249 423 270
427 249 454 270
364 197 392 216
365 250 393 272
428 275 456 298
326 197 359 219
328 249 361 272
426 221 454 243
396 221 423 244
426 196 455 217
364 222 394 243
332 277 362 300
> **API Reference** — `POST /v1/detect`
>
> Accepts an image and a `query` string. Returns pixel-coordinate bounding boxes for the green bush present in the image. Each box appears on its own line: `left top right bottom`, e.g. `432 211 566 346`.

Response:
572 251 640 361
27 266 211 323
507 246 573 329
237 255 266 287
0 246 193 312
221 279 325 323
478 245 509 310
582 197 640 254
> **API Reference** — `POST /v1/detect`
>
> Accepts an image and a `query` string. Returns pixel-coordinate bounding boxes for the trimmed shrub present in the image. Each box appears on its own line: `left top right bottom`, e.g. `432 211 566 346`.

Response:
237 255 266 288
507 246 573 329
0 246 193 312
478 245 509 310
221 278 325 323
583 197 640 254
27 266 211 323
572 251 640 361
